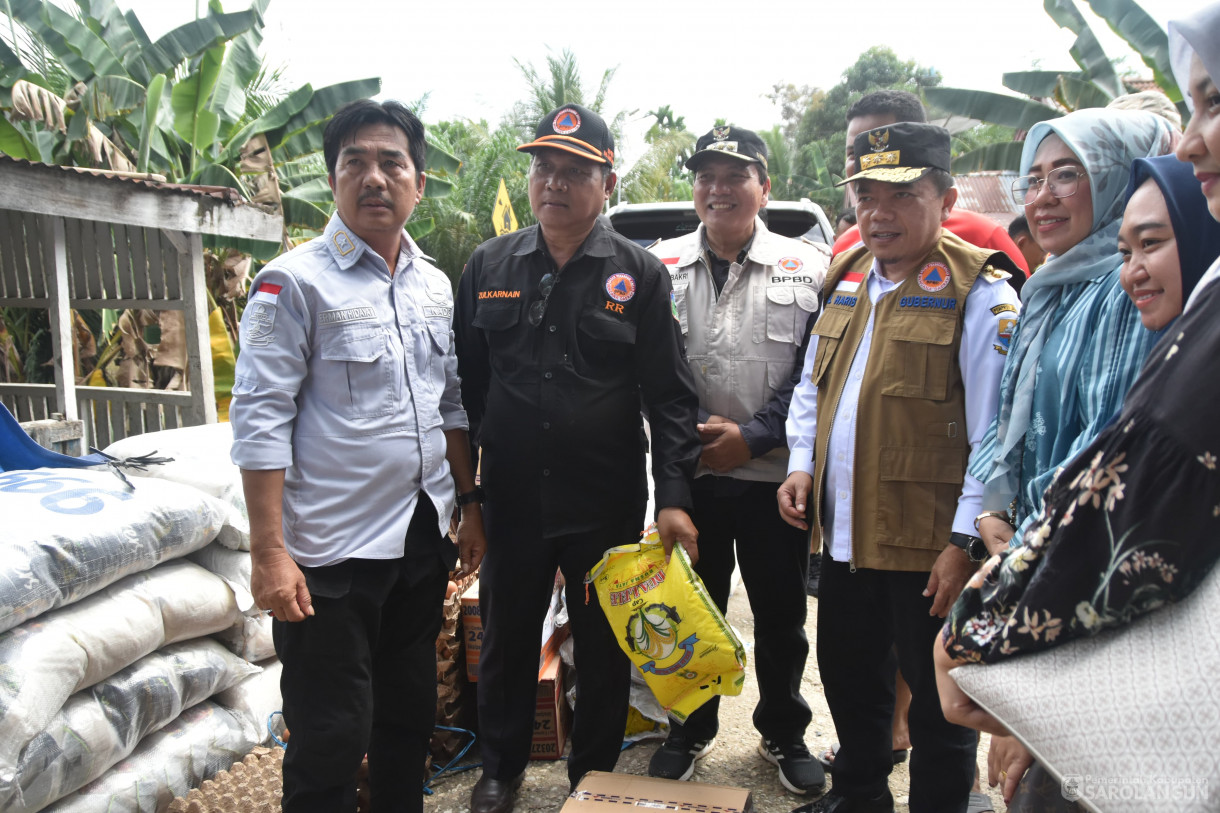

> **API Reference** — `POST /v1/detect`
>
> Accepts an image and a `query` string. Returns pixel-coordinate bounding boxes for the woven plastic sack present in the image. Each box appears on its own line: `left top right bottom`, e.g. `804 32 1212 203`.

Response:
0 560 242 766
587 525 747 722
188 542 255 610
214 659 282 746
104 423 249 550
0 469 224 633
42 701 256 813
212 612 275 663
0 639 258 812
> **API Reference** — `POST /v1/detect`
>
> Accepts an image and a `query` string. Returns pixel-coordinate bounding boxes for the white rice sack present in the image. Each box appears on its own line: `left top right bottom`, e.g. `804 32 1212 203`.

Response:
0 639 259 813
0 469 225 633
187 542 253 610
0 560 241 765
103 423 248 550
212 611 274 663
214 659 282 746
41 701 255 813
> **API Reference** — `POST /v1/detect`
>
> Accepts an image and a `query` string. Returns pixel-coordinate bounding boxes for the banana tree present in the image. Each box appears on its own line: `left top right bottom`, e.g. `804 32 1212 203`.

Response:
923 0 1176 172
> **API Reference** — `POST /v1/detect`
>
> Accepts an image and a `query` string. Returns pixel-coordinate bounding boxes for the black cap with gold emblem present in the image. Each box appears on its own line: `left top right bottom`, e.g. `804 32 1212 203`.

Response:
685 125 769 172
837 121 951 186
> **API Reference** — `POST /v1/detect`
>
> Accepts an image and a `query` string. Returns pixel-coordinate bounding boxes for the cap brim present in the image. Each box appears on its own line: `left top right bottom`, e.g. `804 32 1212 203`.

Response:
684 148 761 171
836 166 933 187
517 136 610 165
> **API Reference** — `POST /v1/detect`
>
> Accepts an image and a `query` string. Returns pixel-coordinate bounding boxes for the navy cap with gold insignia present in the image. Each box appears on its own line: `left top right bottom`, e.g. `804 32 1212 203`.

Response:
685 125 769 172
517 103 616 167
837 121 951 186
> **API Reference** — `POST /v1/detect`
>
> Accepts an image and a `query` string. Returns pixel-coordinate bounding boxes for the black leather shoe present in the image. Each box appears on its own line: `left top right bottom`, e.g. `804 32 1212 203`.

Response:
790 789 894 813
470 773 524 813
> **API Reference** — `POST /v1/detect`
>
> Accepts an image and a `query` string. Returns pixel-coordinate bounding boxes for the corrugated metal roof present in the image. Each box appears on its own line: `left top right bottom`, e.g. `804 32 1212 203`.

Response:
952 171 1023 228
0 154 266 209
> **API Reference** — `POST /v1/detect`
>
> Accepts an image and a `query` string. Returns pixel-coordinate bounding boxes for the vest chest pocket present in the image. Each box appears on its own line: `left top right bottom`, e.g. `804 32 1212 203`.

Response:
760 285 820 346
880 316 957 400
319 324 395 419
810 307 852 386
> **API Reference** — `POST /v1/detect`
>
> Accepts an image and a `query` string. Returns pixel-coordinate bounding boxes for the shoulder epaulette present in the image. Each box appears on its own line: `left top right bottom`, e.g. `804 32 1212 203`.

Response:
980 264 1012 283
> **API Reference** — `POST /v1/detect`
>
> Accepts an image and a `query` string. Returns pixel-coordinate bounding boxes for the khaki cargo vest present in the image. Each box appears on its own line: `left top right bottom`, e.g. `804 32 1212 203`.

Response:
809 231 1009 572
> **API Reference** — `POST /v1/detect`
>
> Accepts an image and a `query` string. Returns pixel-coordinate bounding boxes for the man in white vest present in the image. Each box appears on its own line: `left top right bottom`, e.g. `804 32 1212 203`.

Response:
646 125 829 795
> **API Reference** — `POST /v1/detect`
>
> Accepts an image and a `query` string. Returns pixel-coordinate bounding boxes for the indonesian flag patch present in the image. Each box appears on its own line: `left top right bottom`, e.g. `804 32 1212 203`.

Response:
833 271 865 294
250 282 282 304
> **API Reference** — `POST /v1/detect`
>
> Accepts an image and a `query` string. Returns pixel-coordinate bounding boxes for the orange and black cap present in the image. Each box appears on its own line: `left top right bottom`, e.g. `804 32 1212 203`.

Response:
518 104 615 167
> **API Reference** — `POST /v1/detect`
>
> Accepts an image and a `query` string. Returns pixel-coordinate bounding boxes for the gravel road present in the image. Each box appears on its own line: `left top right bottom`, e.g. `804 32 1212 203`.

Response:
421 571 1007 813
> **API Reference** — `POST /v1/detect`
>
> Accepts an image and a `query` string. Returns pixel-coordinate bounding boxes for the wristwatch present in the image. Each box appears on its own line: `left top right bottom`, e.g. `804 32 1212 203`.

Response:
949 532 989 563
457 487 485 506
974 510 1013 533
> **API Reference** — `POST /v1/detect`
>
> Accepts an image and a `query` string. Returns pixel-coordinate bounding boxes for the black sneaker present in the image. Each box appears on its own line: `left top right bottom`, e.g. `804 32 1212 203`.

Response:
790 789 894 813
648 735 715 781
806 554 821 597
759 738 826 795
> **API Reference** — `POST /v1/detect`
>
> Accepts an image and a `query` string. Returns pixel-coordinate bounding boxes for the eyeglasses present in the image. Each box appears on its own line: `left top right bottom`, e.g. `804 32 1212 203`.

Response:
1011 166 1088 205
527 272 558 327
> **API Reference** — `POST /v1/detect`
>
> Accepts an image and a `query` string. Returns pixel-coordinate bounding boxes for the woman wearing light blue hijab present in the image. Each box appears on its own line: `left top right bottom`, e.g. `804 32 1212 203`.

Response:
970 108 1175 552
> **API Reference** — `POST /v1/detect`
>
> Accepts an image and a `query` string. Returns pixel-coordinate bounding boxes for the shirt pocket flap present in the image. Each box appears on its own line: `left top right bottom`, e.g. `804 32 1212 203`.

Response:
812 307 852 339
427 323 452 353
795 288 820 311
320 326 385 362
472 301 522 331
766 285 796 306
579 309 638 344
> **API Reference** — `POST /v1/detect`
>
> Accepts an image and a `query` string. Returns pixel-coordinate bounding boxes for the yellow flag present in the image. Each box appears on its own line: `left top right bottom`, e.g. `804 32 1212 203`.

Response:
492 178 518 236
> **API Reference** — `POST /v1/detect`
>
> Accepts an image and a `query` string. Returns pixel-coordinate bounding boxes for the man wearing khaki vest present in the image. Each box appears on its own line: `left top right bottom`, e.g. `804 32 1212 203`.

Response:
777 123 1020 813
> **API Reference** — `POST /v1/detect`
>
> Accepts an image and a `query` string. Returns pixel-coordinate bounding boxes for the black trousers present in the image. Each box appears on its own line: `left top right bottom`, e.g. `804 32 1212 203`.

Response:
274 497 452 813
668 478 812 743
818 553 976 813
476 508 638 787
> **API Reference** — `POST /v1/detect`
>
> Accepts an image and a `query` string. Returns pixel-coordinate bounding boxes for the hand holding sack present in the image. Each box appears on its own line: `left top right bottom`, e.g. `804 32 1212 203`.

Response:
587 525 747 722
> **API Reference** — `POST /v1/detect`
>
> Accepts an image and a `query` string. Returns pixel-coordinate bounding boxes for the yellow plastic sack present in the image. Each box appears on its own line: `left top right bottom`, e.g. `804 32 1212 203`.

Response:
587 525 747 722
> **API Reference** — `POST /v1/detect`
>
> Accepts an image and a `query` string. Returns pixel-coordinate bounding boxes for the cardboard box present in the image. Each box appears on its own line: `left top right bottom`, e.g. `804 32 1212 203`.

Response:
461 572 566 683
460 576 483 682
530 646 571 760
562 771 753 812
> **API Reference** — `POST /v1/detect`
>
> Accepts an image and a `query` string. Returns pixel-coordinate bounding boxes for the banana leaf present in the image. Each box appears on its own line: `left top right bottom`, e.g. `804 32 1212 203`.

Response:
950 141 1028 174
1084 0 1178 102
924 88 1060 131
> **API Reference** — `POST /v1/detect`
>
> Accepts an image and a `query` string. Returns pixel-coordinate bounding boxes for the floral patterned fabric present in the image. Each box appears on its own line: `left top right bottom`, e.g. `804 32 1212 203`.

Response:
945 278 1220 664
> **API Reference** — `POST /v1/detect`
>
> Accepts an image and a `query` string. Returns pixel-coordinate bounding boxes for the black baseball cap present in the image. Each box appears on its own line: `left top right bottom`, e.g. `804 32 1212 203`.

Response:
685 125 769 171
517 104 615 166
837 122 951 186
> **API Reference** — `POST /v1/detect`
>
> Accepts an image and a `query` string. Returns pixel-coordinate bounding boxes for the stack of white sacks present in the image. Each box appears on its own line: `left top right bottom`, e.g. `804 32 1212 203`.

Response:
0 423 282 813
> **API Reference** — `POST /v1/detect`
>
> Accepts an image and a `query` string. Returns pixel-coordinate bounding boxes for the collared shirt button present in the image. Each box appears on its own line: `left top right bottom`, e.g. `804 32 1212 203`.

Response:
548 324 557 333
543 468 551 476
838 490 847 500
836 452 845 462
544 371 553 380
542 421 551 429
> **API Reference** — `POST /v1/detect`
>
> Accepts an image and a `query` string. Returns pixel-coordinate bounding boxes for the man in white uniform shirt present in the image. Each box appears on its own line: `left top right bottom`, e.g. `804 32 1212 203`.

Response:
231 100 483 813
